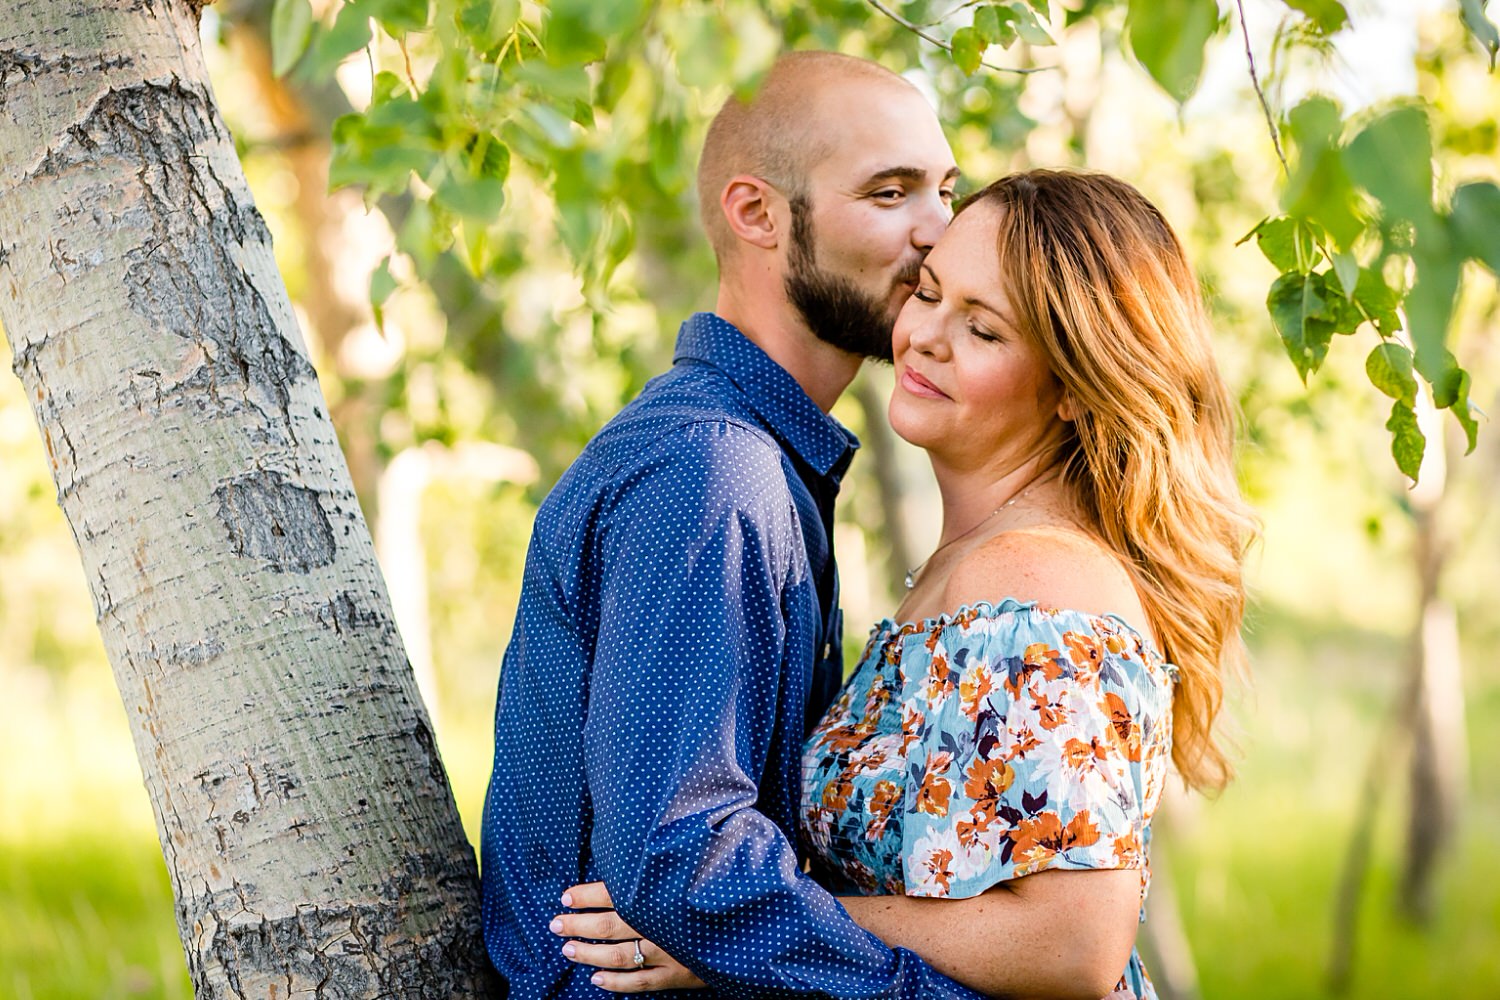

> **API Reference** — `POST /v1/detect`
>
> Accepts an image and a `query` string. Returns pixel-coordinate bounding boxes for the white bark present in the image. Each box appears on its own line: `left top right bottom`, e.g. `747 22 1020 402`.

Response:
0 1 498 995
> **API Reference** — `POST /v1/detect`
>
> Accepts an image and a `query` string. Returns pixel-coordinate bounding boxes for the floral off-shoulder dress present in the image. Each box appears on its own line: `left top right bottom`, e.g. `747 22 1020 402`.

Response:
800 599 1176 1000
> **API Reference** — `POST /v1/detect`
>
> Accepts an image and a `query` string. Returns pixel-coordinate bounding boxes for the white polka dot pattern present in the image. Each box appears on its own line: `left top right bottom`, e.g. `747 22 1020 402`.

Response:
479 314 984 998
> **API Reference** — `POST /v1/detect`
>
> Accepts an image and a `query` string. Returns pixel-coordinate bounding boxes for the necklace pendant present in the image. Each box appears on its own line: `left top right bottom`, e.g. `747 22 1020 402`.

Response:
903 570 916 590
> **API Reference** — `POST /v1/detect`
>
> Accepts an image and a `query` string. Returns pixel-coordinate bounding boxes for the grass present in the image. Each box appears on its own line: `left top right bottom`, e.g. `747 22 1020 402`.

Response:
1 838 190 1000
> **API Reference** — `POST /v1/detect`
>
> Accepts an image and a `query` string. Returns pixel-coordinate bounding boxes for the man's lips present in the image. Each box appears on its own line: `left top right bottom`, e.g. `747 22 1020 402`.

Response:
900 368 949 400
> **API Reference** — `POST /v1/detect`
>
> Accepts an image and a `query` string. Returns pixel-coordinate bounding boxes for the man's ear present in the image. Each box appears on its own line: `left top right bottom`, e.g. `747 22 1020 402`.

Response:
720 175 782 250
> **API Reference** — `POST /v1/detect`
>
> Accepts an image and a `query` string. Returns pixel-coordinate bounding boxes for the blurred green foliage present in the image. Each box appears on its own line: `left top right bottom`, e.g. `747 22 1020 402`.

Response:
272 0 1499 478
3 0 1500 997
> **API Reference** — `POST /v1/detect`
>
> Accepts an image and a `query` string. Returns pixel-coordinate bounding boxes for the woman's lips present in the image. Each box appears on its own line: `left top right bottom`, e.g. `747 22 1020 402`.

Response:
900 368 949 400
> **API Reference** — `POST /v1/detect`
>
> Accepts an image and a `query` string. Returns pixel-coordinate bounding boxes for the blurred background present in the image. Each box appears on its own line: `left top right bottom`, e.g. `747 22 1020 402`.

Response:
2 0 1497 997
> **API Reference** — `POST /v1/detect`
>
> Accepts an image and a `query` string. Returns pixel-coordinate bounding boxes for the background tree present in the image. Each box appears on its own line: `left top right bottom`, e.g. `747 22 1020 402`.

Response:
3 1 1498 997
0 0 496 994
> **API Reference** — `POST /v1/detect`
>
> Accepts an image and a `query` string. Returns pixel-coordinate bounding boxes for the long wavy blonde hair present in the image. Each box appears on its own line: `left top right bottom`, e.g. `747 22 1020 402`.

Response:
960 170 1256 792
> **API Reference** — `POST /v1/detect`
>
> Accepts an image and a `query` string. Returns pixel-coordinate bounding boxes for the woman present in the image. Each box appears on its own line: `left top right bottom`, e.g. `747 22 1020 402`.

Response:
551 170 1254 998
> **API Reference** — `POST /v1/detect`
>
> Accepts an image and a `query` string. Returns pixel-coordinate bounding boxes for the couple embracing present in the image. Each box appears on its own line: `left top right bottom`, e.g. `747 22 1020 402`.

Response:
480 50 1252 1000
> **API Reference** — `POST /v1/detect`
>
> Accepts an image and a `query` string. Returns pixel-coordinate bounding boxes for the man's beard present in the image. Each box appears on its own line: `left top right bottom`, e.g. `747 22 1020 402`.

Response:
783 195 918 364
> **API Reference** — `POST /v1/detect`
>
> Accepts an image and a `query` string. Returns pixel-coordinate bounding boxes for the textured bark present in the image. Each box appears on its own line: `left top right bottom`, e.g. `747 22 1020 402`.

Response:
0 1 500 995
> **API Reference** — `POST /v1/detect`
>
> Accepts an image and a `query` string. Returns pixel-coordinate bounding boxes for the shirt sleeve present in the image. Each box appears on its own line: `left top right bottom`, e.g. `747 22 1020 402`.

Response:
583 421 981 999
897 603 1174 899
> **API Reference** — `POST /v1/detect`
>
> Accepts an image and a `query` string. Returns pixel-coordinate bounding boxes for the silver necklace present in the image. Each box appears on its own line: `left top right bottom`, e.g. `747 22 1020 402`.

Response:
902 478 1040 590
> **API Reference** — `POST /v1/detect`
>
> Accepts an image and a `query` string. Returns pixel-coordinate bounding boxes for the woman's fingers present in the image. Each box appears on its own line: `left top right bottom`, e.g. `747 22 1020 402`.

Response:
587 969 682 993
562 881 615 909
549 909 635 941
561 938 645 971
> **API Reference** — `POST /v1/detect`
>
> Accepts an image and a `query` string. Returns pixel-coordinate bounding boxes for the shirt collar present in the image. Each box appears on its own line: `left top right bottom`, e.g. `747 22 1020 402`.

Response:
673 312 859 479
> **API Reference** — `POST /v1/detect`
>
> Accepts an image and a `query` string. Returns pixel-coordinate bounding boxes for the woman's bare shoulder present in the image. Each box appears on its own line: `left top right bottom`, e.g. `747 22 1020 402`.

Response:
942 525 1149 629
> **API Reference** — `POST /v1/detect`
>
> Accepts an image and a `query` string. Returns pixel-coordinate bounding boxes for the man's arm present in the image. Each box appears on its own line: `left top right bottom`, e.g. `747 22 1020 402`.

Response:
579 424 977 999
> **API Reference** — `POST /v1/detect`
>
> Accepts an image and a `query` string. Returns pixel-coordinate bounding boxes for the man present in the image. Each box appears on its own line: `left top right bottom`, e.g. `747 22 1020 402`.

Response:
480 51 972 997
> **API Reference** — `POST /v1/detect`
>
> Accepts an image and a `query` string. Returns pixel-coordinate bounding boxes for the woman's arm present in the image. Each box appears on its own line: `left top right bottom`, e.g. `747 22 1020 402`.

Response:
840 868 1142 1000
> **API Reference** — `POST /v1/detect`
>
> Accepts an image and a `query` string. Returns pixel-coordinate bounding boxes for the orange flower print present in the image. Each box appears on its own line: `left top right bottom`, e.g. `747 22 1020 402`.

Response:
899 704 924 756
915 751 954 817
1031 687 1069 730
1104 691 1142 761
920 847 956 895
1023 641 1060 672
1006 723 1043 761
821 774 855 812
959 665 993 721
1010 809 1103 873
963 757 1016 806
866 780 902 841
1060 737 1097 771
924 653 957 705
1111 829 1142 867
1063 630 1104 686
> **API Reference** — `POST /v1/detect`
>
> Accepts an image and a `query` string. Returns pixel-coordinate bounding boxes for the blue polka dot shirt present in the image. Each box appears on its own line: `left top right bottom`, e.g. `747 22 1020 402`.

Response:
480 314 982 998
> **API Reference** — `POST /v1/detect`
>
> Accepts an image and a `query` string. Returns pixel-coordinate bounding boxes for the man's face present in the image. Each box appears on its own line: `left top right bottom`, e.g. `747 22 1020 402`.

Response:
782 82 958 362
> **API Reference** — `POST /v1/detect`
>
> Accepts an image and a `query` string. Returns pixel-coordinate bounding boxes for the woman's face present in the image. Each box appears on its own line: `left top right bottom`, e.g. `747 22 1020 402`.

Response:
888 201 1070 472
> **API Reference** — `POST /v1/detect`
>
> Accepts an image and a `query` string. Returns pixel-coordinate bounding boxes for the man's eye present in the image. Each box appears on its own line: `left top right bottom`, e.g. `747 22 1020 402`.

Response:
940 188 957 204
872 189 904 201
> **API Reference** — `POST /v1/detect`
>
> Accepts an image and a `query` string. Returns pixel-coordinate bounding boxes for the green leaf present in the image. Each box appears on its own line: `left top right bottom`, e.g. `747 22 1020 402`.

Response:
545 0 648 64
1267 271 1335 380
1451 181 1500 275
371 0 428 35
951 26 986 75
1252 216 1321 273
1345 105 1434 222
306 1 373 78
1406 245 1462 389
1366 342 1417 406
973 7 1018 50
271 0 314 77
1007 2 1054 45
1125 0 1219 103
1353 267 1402 336
1330 250 1358 301
1280 97 1364 250
1279 0 1349 34
1447 370 1480 454
1385 400 1426 482
1461 0 1500 69
456 0 519 57
370 255 397 331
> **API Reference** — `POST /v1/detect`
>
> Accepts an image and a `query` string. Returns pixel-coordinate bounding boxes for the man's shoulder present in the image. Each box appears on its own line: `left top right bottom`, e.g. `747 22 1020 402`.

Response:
589 365 785 470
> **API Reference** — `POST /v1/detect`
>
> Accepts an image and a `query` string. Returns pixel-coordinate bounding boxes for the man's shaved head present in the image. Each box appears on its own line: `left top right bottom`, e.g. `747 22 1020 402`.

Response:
696 51 921 262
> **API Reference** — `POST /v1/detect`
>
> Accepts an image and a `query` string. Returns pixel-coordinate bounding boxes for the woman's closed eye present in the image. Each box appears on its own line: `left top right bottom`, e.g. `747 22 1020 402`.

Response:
911 286 941 304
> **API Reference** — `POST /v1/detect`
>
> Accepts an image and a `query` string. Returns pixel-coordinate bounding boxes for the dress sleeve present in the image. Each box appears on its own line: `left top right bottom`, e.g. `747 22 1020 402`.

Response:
896 602 1174 899
584 421 981 999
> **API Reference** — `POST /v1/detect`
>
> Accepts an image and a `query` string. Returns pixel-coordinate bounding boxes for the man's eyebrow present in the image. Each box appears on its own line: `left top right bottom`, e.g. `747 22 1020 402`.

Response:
864 166 962 185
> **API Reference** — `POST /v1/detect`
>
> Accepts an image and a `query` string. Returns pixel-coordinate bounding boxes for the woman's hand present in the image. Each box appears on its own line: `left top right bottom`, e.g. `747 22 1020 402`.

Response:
551 881 706 992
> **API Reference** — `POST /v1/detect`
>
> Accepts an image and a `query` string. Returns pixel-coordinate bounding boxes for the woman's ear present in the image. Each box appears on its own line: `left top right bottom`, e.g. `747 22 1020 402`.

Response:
1056 392 1077 423
720 175 782 250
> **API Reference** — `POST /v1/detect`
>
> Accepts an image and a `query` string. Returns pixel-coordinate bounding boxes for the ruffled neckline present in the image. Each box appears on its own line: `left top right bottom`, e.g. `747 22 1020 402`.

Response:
871 597 1175 674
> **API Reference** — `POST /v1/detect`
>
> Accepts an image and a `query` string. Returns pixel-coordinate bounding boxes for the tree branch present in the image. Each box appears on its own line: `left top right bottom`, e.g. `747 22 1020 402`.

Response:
864 0 1051 75
1236 0 1290 176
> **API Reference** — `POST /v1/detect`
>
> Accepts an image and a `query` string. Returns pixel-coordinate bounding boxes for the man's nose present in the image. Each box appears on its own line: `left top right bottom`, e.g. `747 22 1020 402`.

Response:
912 192 951 252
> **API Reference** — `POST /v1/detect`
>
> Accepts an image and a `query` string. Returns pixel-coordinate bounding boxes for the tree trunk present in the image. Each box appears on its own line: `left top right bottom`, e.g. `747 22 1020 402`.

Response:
0 1 500 995
1399 409 1466 926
